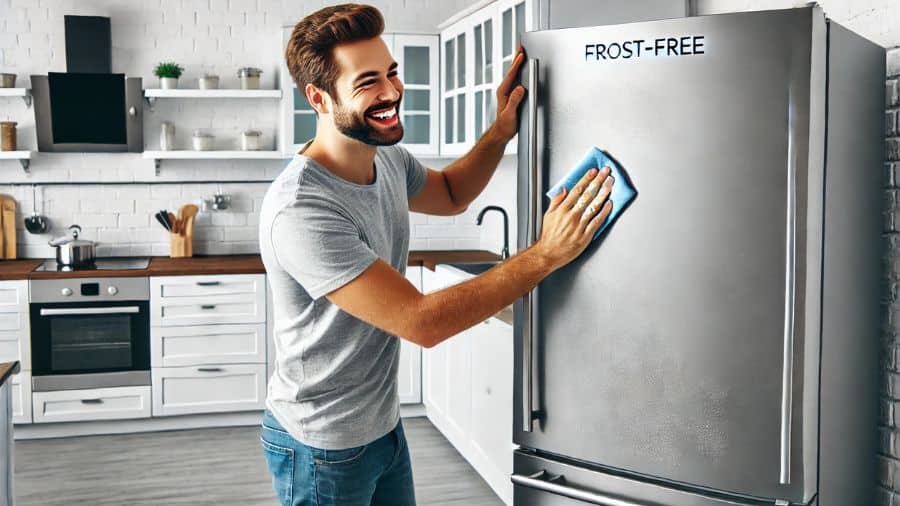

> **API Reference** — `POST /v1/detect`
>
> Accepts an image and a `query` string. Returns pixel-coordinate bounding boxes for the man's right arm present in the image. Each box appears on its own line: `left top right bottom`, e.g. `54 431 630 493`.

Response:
326 166 615 348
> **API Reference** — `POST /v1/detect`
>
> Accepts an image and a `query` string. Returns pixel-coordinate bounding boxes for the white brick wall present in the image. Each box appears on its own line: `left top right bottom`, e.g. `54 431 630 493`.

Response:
0 0 499 257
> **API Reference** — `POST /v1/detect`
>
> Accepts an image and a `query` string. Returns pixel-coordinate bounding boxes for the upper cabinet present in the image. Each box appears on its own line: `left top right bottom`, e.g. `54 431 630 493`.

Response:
280 29 439 157
390 34 441 157
439 0 533 156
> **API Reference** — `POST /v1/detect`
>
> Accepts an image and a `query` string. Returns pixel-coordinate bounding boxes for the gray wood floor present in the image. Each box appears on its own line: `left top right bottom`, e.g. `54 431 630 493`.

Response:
13 416 504 506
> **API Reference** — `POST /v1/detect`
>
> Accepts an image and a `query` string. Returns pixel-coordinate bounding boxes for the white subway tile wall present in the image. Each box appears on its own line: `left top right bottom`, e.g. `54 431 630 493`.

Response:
0 0 523 258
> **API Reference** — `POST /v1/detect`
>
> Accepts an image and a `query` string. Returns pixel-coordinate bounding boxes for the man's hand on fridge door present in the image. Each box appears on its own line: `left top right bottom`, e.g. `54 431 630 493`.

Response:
492 47 527 143
535 167 614 271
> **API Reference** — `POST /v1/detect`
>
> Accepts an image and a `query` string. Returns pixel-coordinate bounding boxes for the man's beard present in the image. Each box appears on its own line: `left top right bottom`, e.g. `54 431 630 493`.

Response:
333 99 404 146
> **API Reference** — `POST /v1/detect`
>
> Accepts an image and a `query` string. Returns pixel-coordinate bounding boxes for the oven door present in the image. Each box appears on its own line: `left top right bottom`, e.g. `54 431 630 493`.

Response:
30 300 150 391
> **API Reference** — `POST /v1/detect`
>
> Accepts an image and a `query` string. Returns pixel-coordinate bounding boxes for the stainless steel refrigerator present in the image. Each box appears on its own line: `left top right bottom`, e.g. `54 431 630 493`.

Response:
513 7 884 505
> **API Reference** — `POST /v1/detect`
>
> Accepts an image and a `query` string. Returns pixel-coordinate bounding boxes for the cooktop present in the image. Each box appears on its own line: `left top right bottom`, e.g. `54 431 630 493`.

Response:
34 257 151 272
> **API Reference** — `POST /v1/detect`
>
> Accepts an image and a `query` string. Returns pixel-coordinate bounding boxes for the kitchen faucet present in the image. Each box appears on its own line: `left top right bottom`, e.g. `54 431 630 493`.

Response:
476 205 509 260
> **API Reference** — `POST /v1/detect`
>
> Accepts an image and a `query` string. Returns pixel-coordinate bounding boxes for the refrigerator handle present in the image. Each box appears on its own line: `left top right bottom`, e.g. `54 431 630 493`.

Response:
511 470 650 506
523 58 540 433
779 94 798 486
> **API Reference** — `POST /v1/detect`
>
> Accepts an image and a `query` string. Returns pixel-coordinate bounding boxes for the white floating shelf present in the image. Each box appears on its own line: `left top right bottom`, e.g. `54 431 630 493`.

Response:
143 89 282 99
143 150 287 175
0 88 32 106
143 150 286 159
0 150 34 172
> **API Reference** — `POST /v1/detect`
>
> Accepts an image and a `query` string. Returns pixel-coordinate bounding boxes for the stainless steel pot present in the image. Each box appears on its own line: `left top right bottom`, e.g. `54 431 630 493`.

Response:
49 225 97 267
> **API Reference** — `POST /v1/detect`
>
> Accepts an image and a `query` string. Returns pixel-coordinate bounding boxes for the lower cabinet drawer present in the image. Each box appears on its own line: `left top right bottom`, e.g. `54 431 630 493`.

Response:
152 364 266 417
151 323 266 367
33 386 151 423
12 371 31 424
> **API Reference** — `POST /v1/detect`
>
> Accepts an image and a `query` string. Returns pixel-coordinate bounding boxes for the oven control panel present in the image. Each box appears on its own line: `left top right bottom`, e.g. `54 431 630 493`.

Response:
30 277 149 303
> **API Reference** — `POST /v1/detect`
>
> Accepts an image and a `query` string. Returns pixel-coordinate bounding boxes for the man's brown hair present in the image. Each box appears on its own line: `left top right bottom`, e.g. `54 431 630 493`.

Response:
285 4 385 102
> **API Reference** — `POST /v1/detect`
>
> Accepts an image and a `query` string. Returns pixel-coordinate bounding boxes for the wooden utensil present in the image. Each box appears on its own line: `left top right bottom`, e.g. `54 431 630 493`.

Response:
167 212 178 234
0 195 16 259
182 204 198 257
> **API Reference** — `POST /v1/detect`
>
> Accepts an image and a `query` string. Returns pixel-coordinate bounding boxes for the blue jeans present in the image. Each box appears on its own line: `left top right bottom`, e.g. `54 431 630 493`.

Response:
260 410 416 506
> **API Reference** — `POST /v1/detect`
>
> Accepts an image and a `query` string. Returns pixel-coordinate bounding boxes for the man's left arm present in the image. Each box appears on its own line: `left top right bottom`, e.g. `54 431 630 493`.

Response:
409 49 526 216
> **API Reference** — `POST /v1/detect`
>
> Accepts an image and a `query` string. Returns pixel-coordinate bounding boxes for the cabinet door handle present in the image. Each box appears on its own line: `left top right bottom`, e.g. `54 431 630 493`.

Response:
80 399 103 405
196 281 221 286
200 305 217 310
197 367 223 373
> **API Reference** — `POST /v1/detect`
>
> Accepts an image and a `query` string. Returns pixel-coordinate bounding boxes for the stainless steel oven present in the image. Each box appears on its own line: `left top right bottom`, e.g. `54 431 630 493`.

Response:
29 277 150 392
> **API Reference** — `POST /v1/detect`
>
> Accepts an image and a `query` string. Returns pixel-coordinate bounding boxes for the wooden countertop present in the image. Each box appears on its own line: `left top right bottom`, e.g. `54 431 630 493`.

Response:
0 259 43 280
0 362 19 387
0 250 513 323
409 250 502 270
149 255 265 276
0 250 503 280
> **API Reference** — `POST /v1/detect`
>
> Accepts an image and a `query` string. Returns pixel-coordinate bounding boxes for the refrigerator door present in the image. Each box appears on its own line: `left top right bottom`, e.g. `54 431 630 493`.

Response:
515 7 824 503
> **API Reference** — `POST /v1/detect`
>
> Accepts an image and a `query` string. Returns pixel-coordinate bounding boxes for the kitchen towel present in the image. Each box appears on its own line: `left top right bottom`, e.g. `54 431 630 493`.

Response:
546 146 637 241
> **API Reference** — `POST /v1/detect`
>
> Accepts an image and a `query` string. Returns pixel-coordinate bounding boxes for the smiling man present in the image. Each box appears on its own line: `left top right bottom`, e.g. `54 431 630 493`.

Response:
258 4 614 506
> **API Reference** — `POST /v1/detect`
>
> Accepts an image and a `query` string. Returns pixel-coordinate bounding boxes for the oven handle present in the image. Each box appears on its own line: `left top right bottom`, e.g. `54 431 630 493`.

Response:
40 306 142 316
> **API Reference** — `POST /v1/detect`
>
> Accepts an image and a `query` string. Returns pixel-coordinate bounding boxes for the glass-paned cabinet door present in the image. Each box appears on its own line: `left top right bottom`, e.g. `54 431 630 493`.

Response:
440 22 470 157
281 26 318 155
496 0 533 155
471 8 497 141
394 34 439 156
498 0 532 75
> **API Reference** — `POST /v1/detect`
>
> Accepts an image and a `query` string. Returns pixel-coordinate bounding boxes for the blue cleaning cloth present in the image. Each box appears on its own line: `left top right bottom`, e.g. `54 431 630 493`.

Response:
545 147 637 241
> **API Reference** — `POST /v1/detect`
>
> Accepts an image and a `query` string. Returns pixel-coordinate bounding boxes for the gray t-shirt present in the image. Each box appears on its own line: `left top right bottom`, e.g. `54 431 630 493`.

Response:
259 143 428 450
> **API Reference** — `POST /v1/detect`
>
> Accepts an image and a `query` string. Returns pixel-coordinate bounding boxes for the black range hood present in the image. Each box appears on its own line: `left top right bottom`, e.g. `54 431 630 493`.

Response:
31 15 143 153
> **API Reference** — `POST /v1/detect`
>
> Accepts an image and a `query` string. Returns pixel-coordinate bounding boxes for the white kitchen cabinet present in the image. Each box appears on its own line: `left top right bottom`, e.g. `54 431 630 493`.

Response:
422 266 514 505
399 266 423 404
439 0 533 156
150 273 268 417
0 281 31 424
440 18 471 156
281 29 440 157
152 364 267 417
392 34 440 156
150 274 266 327
151 323 267 368
33 386 151 423
469 317 514 504
11 370 31 424
0 281 27 314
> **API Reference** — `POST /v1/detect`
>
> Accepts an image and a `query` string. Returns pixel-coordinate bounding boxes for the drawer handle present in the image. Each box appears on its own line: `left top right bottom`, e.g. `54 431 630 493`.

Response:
197 367 223 372
200 305 217 310
80 399 103 405
196 281 221 286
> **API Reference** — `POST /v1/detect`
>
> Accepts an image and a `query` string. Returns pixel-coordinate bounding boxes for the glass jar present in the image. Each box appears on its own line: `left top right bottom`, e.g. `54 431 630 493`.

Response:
191 130 214 151
160 122 175 151
241 130 262 151
237 67 263 90
0 121 17 151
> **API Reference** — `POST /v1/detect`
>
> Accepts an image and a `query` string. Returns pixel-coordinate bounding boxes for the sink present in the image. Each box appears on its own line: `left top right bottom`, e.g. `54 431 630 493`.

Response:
444 261 500 275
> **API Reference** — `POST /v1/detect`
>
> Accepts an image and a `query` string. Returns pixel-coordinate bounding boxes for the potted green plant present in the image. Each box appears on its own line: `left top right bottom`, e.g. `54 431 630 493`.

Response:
154 62 184 89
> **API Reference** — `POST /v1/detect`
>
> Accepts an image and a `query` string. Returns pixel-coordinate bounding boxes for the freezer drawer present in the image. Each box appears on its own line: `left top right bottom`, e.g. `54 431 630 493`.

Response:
513 450 807 506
